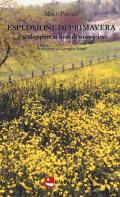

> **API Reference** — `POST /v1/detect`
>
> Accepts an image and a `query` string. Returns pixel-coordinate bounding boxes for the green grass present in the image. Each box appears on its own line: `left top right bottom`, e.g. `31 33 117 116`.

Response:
0 41 120 82
3 58 118 89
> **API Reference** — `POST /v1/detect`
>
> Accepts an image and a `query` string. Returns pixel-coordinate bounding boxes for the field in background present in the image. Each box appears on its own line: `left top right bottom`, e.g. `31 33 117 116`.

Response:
0 41 120 82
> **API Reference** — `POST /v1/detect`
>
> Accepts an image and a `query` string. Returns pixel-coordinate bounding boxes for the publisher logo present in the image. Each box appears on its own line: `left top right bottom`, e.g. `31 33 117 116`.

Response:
45 177 55 188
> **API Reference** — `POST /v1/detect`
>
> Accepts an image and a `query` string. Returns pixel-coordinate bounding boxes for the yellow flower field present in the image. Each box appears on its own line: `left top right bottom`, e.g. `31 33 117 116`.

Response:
0 61 120 196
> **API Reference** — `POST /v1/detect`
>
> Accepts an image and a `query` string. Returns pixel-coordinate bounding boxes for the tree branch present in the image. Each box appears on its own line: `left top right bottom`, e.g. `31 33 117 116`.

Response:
0 44 10 68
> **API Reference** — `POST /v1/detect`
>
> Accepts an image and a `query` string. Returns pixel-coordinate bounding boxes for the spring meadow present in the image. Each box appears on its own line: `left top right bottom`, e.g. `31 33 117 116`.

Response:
0 0 120 196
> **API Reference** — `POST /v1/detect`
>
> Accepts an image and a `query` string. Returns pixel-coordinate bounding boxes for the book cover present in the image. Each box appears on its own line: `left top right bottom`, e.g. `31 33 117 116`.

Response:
0 0 120 196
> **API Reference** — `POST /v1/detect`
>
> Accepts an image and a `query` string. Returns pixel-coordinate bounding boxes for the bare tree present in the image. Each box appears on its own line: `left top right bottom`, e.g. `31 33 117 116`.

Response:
0 0 43 71
0 0 16 68
112 0 120 14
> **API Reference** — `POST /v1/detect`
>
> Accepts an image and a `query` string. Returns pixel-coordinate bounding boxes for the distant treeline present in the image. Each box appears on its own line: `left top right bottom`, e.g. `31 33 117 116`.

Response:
24 0 120 21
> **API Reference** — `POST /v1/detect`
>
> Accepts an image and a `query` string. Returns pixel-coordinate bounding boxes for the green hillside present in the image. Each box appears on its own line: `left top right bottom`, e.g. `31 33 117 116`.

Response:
0 41 120 82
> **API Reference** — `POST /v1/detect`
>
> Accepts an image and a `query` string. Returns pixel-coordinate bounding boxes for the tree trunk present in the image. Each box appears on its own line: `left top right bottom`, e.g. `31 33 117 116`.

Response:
0 44 11 68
